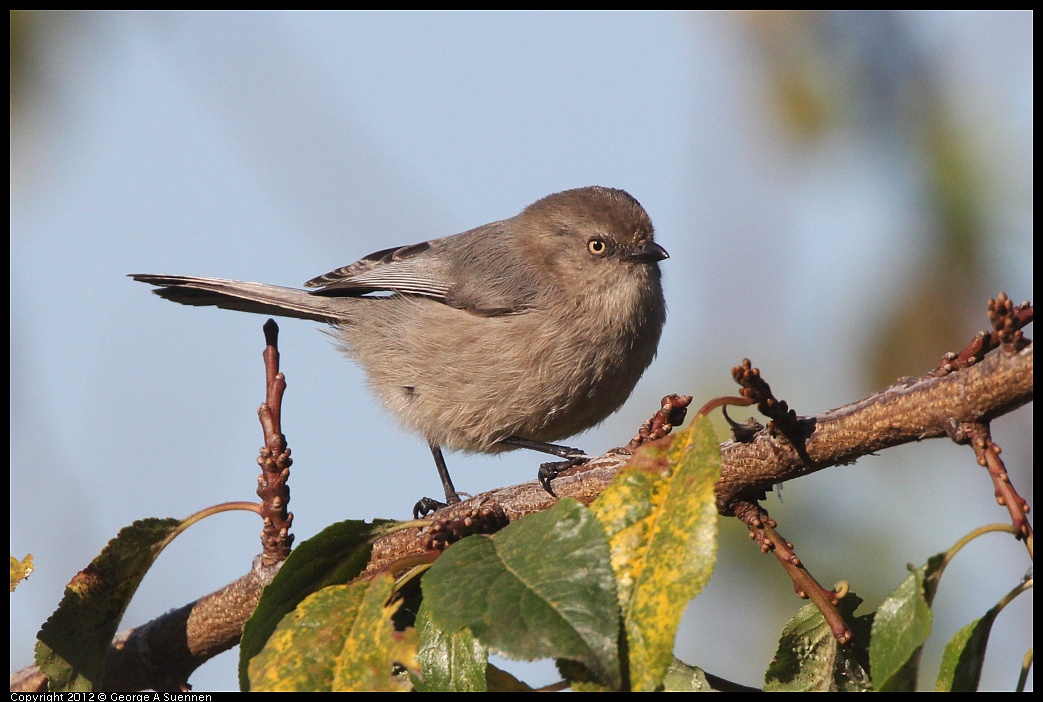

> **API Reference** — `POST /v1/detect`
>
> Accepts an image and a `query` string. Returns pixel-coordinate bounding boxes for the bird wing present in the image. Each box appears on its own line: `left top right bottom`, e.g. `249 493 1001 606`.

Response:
304 241 452 299
305 224 542 316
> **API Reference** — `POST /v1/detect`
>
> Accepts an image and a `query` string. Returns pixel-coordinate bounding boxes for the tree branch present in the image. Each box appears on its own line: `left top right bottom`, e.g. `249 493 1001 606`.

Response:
714 340 1032 514
11 299 1033 692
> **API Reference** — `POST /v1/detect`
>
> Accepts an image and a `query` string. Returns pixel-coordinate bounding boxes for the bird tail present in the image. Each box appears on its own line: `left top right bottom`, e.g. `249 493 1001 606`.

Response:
130 274 347 323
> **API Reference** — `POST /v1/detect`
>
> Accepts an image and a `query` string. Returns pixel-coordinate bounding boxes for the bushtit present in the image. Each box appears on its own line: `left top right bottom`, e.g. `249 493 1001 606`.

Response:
132 186 668 513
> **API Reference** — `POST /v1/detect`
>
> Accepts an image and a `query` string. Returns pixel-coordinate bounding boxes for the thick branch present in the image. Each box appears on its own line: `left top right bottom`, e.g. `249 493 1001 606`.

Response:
714 342 1032 514
11 334 1032 692
98 561 279 691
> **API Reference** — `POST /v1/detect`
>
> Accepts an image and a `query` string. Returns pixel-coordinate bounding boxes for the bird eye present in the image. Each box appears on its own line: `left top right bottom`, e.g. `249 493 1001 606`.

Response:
587 239 608 256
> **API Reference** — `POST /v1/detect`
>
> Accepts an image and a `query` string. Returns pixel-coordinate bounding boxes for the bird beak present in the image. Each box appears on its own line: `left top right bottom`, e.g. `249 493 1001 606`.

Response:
631 240 669 263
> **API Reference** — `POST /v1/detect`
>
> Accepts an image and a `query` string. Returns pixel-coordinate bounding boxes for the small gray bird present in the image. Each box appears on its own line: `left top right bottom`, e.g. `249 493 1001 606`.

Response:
132 186 668 513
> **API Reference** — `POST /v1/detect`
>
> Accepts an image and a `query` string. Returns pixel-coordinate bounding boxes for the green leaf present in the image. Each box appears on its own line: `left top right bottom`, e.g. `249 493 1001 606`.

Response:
663 657 760 692
764 594 872 692
869 553 945 691
414 601 488 692
661 658 722 692
34 518 185 691
590 416 720 691
248 572 419 692
935 603 1002 691
239 518 396 690
423 498 621 688
10 553 34 592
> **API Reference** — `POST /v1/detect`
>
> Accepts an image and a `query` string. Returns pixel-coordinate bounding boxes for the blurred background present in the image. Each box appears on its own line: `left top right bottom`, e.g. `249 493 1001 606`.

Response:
10 11 1032 691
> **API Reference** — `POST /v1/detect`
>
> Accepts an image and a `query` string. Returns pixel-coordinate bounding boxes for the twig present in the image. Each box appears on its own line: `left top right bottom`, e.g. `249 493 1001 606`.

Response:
621 394 693 452
256 319 294 565
950 423 1033 554
931 293 1032 375
731 501 855 646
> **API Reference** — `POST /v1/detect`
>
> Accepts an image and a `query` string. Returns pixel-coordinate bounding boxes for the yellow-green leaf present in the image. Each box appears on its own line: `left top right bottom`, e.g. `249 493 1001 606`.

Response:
334 574 419 691
590 416 721 691
249 573 419 692
11 553 33 592
239 518 395 690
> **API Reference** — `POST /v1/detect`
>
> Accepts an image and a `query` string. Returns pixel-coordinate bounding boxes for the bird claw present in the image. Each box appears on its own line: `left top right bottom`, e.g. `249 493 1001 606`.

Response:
413 496 448 519
537 456 589 497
